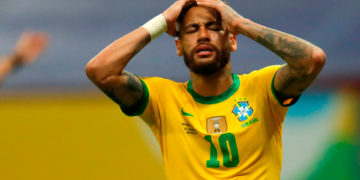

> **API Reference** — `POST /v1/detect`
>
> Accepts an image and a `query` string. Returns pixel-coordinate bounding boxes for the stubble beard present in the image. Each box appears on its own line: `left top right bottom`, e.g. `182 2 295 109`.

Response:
183 44 230 75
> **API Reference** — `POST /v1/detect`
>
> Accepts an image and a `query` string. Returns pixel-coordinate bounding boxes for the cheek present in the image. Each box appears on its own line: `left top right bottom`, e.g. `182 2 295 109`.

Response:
181 38 196 53
211 31 225 39
211 34 228 49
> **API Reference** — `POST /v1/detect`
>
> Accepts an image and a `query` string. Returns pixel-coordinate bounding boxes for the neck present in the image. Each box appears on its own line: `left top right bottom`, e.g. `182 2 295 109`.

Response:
189 62 233 97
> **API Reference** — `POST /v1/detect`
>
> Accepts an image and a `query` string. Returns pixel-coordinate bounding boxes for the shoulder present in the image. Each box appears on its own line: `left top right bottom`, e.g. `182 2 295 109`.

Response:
140 76 187 91
235 65 284 94
243 65 283 77
140 76 183 85
238 65 283 82
141 76 174 83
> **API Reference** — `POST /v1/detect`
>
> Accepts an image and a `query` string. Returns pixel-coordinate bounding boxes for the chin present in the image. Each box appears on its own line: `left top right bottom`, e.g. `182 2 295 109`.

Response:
194 57 216 65
190 61 223 75
184 50 230 75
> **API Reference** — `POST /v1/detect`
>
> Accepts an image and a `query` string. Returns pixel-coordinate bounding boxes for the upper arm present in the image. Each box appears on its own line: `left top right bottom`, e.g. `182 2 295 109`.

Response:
274 64 309 97
99 71 146 115
273 47 326 98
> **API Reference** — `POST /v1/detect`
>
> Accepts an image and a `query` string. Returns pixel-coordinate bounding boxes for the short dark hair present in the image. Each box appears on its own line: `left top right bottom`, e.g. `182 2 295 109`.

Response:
175 1 224 38
176 1 198 37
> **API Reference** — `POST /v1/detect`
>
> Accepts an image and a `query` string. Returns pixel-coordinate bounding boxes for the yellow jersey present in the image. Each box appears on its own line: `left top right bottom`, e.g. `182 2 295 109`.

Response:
122 65 293 179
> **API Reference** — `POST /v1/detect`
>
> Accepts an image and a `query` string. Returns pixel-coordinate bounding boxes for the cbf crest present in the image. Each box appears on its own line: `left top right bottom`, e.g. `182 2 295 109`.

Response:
232 101 253 121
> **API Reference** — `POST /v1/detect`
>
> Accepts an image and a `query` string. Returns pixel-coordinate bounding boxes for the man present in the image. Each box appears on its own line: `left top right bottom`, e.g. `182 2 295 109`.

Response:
0 32 49 84
86 0 326 179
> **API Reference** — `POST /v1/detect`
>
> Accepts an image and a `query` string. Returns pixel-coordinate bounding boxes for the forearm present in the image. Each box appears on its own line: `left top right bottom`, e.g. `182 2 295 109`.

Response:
0 54 22 84
236 18 326 96
236 18 325 69
86 27 151 84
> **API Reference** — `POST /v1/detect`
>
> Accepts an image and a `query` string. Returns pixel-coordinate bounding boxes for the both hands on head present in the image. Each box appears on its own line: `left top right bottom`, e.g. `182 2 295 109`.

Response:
162 0 244 37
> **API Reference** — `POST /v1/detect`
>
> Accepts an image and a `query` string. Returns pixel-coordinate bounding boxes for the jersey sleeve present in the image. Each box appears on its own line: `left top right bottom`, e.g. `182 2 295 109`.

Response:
270 67 300 107
117 76 161 128
137 77 162 128
248 65 295 121
116 77 165 144
253 65 300 107
118 78 149 116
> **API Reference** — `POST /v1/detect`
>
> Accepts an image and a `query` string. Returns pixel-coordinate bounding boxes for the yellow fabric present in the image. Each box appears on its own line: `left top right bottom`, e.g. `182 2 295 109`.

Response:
138 65 288 179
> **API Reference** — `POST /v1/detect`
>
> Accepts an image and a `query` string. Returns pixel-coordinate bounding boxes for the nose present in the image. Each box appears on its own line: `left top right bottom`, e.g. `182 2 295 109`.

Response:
197 26 210 43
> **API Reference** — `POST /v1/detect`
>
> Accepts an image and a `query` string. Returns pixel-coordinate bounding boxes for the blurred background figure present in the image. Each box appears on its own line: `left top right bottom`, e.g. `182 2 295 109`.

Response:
0 32 49 84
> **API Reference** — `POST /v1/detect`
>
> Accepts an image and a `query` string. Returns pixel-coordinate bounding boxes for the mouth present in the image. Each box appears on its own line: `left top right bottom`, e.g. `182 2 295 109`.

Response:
195 44 215 57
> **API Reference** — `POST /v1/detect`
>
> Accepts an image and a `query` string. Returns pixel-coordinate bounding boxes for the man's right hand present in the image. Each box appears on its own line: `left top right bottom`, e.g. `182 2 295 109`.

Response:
162 0 191 37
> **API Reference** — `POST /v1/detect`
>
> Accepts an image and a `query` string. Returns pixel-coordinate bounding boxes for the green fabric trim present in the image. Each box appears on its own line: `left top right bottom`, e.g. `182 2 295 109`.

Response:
271 70 299 107
187 73 240 104
120 78 149 116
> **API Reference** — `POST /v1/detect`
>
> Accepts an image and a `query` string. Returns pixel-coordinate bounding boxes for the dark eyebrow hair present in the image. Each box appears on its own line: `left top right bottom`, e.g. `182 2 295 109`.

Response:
184 20 220 28
205 21 221 26
184 23 199 29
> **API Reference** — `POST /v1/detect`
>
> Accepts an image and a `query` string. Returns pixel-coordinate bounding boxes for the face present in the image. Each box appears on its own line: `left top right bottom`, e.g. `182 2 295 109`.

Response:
176 6 237 75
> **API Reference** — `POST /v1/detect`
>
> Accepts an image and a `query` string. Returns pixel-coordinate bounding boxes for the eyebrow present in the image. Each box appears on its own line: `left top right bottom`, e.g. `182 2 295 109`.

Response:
184 23 198 29
184 20 221 29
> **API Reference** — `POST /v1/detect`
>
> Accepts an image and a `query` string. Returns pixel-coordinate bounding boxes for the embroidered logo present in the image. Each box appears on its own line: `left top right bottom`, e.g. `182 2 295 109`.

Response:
206 116 227 134
232 101 253 121
181 108 194 117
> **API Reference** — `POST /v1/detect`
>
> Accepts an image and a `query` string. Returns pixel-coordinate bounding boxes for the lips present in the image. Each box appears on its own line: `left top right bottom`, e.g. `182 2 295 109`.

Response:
195 44 215 57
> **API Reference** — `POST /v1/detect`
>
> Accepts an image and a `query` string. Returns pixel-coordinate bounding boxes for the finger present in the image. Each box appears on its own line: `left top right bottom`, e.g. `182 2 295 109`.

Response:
196 0 221 2
179 0 193 7
26 32 49 49
196 1 218 9
177 0 191 6
196 0 221 3
196 0 222 9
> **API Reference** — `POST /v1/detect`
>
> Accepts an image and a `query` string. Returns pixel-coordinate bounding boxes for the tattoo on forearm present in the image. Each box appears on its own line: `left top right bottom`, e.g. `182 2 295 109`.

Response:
248 25 314 60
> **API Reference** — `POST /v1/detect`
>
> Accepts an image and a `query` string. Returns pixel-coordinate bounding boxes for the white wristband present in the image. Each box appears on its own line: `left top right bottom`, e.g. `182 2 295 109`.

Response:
142 14 168 41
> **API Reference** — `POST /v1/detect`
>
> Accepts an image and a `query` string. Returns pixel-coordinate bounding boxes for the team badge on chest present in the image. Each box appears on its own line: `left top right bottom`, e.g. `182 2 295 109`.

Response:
206 116 227 134
232 101 253 121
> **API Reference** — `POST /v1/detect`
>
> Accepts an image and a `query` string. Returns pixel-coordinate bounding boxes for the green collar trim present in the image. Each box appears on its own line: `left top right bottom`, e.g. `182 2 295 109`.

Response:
187 73 240 104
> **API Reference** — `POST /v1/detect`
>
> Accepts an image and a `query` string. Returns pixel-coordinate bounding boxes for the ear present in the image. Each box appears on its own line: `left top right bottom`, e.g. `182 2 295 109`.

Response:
229 33 237 52
175 39 183 56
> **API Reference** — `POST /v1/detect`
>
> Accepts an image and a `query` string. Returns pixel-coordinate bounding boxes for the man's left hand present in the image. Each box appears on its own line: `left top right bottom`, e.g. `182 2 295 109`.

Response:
196 0 245 35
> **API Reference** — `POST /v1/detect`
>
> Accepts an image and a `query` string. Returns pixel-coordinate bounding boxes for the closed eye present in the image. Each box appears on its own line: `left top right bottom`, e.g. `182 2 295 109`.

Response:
206 22 222 31
184 24 199 33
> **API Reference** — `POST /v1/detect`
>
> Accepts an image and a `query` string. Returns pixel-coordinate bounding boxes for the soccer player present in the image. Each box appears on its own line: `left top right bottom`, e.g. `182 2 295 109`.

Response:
0 32 49 84
86 0 326 179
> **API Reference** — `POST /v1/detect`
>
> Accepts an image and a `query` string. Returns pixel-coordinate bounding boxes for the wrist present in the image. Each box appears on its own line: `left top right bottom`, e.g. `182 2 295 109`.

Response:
9 53 24 68
235 18 253 35
141 14 168 41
